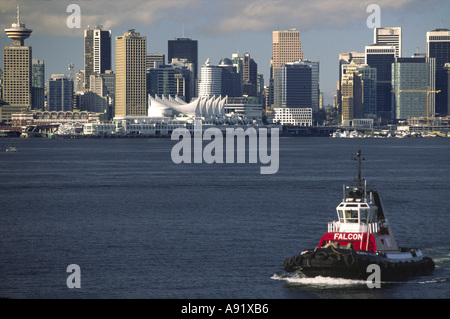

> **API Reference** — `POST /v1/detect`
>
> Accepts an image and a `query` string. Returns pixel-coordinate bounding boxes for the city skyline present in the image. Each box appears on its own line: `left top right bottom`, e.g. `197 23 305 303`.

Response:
0 0 449 105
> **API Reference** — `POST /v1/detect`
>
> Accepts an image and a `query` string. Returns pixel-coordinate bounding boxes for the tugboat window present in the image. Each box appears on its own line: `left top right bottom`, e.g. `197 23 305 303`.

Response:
360 209 368 224
338 210 344 223
345 210 358 223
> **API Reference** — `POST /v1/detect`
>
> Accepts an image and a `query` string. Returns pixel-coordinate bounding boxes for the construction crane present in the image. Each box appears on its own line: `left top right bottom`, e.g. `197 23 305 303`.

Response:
391 86 441 125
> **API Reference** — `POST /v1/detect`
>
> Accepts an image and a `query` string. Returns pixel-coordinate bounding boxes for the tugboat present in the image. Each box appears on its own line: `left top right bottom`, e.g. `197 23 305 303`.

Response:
284 150 435 281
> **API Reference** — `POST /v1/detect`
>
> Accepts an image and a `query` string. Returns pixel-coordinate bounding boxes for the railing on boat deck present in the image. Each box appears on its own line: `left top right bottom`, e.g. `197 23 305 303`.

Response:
328 221 380 233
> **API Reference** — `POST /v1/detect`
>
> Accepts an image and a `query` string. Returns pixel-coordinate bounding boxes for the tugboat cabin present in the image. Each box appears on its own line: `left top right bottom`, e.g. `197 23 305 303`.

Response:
318 152 399 253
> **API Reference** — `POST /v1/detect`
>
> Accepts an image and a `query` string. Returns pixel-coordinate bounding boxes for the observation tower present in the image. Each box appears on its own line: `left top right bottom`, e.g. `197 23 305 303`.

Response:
4 2 32 46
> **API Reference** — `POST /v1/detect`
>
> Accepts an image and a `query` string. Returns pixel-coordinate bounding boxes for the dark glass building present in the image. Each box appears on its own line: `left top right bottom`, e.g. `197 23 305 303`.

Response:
168 37 198 96
242 53 258 97
365 44 396 120
218 58 242 97
273 62 312 108
427 29 450 116
84 27 111 90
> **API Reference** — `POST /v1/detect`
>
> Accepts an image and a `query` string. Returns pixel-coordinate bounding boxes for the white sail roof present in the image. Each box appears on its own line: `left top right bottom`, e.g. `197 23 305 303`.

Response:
147 94 227 118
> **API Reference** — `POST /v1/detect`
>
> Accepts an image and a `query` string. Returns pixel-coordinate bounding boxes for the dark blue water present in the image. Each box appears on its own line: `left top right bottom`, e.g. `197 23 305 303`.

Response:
0 137 449 299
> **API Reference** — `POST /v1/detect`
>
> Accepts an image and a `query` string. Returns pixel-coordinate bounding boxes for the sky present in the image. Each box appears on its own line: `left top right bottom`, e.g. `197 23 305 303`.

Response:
0 0 449 105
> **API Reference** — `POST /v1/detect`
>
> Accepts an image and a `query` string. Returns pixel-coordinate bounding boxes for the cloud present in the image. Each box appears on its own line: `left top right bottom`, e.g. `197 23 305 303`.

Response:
0 0 209 37
0 0 445 38
197 0 443 35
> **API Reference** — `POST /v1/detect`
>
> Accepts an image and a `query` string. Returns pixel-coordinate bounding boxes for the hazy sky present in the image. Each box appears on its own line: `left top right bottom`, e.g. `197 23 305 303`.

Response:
1 0 449 105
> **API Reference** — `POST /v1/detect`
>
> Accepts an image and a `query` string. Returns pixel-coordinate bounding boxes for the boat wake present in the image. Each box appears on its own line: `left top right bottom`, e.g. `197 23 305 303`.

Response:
271 273 367 287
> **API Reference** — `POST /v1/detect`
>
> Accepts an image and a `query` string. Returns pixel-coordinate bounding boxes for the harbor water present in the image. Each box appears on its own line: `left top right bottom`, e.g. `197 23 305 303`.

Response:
0 137 449 299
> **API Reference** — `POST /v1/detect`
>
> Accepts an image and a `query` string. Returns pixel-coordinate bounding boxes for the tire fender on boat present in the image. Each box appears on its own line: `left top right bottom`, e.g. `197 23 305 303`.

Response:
316 251 328 261
344 254 355 267
329 253 339 261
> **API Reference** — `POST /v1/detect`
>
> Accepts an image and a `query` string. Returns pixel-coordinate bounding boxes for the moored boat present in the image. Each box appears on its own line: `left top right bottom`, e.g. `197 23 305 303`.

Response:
284 150 435 281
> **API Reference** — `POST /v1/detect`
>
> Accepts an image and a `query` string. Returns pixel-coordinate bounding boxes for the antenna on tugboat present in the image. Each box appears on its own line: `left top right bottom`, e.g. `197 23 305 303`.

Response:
353 150 365 188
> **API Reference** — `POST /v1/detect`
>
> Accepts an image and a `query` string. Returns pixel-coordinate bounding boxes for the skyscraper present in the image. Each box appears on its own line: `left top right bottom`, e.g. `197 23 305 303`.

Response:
168 37 198 96
272 29 304 78
341 61 364 123
242 52 258 97
47 74 74 111
427 28 450 116
365 44 396 120
374 27 402 58
2 3 32 123
392 56 434 120
198 59 222 98
84 26 111 89
337 51 365 114
273 61 312 109
357 64 377 118
115 29 147 117
31 59 45 109
218 57 242 98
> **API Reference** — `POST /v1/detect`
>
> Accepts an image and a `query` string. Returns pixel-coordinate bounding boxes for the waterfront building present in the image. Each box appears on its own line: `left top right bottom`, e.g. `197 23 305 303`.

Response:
11 110 105 129
427 28 450 116
168 37 198 96
31 59 45 110
198 59 222 98
374 27 402 58
392 56 435 120
365 44 396 120
271 29 304 78
84 26 111 89
115 29 147 117
357 65 377 118
341 61 364 123
47 74 74 112
267 107 312 126
1 4 32 124
273 60 319 112
226 96 262 122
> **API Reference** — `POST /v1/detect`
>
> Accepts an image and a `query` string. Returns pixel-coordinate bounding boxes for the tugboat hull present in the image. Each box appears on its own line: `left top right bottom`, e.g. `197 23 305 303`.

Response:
284 248 435 281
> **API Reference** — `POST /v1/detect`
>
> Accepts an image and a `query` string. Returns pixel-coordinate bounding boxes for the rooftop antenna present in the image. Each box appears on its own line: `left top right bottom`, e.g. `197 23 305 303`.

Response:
182 24 185 38
16 0 20 24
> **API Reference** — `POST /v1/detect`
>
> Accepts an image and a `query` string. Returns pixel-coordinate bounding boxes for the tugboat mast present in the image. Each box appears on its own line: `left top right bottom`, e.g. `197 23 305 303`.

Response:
355 150 363 188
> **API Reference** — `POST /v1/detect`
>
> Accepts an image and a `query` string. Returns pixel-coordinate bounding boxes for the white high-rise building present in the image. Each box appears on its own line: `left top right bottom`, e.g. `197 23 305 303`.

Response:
198 58 222 98
374 27 402 57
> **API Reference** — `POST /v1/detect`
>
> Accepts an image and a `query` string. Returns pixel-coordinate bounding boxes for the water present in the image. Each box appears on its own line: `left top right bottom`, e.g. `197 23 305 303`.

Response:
0 137 449 299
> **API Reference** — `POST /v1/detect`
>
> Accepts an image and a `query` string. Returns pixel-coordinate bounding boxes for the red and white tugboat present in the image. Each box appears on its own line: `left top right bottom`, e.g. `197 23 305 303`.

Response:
284 150 435 281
